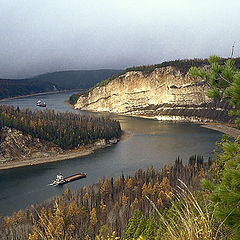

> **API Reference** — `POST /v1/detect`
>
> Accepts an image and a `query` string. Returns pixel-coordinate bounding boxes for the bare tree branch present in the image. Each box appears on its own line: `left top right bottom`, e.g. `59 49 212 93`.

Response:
219 74 232 85
230 42 235 58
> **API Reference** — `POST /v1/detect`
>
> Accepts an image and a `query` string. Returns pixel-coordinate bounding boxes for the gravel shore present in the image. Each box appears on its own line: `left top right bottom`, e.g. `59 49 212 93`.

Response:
0 132 128 171
201 123 240 139
0 145 106 170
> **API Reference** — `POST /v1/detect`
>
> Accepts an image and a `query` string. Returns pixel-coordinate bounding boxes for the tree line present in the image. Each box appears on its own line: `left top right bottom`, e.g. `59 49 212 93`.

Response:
0 155 212 239
0 106 121 150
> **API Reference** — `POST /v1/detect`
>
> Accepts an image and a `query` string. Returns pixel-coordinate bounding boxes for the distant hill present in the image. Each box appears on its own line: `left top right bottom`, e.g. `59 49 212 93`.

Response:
0 79 57 100
0 69 122 100
30 69 123 90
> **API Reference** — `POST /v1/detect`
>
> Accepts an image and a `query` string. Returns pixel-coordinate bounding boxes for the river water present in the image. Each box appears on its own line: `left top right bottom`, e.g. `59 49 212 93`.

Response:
0 91 222 216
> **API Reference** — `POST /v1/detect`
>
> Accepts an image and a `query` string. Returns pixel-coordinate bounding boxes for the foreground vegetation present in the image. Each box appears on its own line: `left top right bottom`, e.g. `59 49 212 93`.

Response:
122 136 240 240
189 55 240 126
0 106 121 150
1 137 239 240
0 155 213 239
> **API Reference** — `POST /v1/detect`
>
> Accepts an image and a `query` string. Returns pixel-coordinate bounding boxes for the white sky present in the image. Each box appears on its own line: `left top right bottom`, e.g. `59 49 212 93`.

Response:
0 0 240 78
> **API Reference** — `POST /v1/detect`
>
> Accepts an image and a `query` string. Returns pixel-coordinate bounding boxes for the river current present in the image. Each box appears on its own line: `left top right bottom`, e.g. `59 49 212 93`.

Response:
0 91 222 215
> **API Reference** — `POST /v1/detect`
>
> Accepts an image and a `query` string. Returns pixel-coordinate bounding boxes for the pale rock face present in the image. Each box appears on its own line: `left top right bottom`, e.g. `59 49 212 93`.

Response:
0 127 62 161
74 67 234 123
75 67 210 113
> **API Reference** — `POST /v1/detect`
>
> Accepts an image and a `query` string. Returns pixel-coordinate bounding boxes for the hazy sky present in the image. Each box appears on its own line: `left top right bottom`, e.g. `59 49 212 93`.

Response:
0 0 240 78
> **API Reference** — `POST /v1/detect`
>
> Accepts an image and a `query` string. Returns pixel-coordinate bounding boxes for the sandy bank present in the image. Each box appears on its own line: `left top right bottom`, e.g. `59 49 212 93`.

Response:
0 131 130 171
201 123 240 139
0 145 104 170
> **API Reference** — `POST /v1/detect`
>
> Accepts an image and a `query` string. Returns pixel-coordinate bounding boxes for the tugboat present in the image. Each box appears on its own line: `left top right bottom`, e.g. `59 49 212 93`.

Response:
36 100 46 107
50 173 87 186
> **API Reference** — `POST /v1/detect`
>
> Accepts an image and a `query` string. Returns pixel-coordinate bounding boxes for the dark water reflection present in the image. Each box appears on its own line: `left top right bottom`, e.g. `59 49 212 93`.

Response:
0 91 222 215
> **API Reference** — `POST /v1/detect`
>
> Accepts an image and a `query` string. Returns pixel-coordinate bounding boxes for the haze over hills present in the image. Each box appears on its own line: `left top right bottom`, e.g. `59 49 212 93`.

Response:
29 69 123 90
0 69 122 100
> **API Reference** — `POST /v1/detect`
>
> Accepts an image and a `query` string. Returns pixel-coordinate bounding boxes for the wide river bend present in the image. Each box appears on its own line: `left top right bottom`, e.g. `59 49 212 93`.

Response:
0 91 222 215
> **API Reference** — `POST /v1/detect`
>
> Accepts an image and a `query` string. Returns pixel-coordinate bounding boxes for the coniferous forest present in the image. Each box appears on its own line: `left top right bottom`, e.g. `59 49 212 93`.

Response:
0 105 121 150
0 155 213 240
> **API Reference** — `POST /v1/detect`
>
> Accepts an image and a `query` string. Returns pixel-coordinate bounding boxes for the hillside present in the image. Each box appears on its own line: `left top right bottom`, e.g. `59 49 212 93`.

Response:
74 66 235 123
0 79 58 100
30 69 122 90
72 58 238 124
0 69 122 100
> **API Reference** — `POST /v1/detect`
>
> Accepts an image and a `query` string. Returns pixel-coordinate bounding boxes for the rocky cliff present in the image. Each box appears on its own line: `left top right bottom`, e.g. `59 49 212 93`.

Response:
74 66 234 123
0 127 63 163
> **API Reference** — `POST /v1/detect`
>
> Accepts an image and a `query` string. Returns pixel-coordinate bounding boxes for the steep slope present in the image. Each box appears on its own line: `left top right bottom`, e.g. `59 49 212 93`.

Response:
74 66 234 123
0 127 62 162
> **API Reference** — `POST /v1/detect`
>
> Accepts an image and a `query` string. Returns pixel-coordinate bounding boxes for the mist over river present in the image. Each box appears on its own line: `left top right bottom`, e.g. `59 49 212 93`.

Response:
0 91 222 215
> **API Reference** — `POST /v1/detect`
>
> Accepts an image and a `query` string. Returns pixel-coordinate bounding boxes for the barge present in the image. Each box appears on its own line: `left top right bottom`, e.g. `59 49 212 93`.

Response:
50 173 86 186
36 100 46 107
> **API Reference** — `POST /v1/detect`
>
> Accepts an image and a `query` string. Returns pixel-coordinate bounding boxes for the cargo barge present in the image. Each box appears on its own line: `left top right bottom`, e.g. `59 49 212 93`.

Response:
50 173 86 186
36 100 46 107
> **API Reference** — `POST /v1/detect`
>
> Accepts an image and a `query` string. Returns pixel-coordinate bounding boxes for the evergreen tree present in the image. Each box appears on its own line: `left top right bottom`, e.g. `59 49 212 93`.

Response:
202 136 240 239
133 215 146 239
122 210 142 240
189 56 240 125
142 213 156 240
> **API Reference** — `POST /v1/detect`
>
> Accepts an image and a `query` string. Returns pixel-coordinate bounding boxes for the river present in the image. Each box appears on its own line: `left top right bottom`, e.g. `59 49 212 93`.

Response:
0 91 222 216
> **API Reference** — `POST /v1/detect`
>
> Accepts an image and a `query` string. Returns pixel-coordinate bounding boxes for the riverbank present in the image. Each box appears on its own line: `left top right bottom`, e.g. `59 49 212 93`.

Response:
126 114 240 138
201 123 240 139
0 140 118 171
0 89 83 102
71 102 240 139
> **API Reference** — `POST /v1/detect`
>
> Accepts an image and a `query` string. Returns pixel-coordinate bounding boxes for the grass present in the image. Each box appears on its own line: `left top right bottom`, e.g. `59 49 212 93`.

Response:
146 180 230 240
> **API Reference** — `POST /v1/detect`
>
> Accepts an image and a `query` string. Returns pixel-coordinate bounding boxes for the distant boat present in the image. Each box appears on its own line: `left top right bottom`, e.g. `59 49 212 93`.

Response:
50 173 87 186
36 100 46 107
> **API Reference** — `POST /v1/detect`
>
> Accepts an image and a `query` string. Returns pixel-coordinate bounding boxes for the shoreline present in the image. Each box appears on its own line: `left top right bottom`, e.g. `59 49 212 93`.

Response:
0 144 112 170
138 114 240 139
0 132 129 171
0 145 105 170
0 89 83 102
116 113 240 139
200 123 240 139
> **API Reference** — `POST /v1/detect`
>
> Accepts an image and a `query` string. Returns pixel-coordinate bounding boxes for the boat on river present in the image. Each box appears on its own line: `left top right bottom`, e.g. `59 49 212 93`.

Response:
50 173 87 186
36 100 46 107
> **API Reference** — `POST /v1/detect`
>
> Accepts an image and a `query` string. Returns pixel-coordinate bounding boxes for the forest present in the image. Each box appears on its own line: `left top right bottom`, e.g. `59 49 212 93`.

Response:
0 106 121 150
0 154 214 239
125 57 240 75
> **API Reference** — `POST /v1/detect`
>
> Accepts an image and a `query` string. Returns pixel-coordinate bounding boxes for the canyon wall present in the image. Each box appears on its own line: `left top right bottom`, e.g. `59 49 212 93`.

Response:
74 66 234 123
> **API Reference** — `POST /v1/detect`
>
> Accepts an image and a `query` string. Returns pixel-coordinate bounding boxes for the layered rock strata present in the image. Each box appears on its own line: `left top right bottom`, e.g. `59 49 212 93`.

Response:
0 127 63 162
75 67 234 123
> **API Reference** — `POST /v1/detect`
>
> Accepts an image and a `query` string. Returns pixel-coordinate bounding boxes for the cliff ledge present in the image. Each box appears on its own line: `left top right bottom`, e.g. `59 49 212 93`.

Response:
75 66 234 123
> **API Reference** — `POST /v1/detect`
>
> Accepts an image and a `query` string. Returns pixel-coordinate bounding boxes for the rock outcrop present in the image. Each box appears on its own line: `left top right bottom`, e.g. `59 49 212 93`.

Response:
74 67 234 123
0 127 63 163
